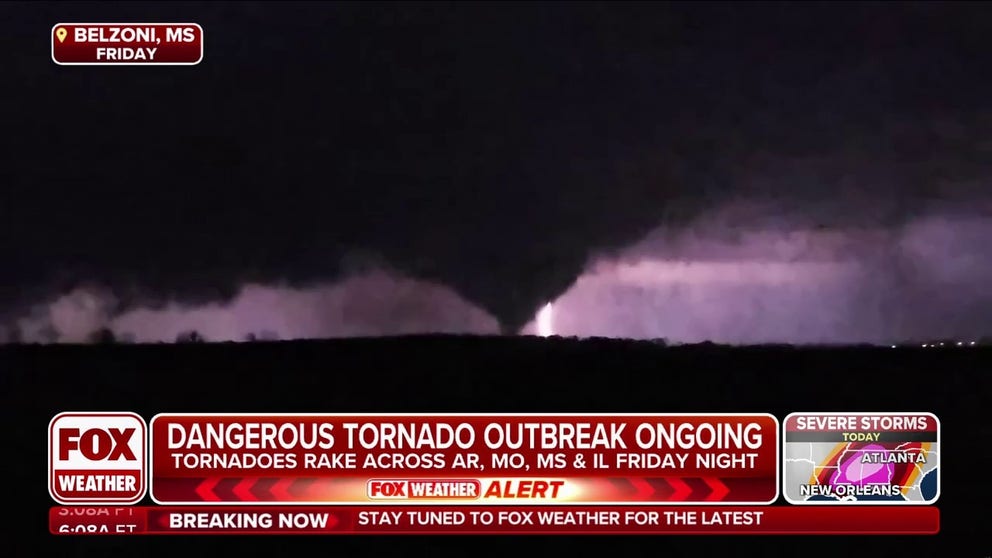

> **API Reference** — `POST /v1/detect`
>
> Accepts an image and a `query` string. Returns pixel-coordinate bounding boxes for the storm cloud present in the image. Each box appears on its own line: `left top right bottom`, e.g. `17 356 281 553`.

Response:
7 269 499 343
522 206 992 344
6 5 992 346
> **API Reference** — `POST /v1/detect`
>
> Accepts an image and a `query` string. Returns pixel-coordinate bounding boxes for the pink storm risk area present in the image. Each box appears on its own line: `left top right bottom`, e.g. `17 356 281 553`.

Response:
830 444 893 486
521 207 992 344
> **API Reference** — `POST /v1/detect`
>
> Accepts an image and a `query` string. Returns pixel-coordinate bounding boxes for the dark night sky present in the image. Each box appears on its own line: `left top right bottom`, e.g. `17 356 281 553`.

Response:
4 2 992 339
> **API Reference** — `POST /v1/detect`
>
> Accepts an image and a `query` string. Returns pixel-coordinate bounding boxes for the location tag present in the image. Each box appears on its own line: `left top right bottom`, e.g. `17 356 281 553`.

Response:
52 23 203 65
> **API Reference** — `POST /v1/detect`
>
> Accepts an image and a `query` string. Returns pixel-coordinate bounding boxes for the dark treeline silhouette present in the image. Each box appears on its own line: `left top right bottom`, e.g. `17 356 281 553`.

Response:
87 327 116 344
174 330 206 343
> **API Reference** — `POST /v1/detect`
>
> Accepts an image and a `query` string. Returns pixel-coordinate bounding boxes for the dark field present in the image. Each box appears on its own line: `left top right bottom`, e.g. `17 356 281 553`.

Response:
3 336 987 556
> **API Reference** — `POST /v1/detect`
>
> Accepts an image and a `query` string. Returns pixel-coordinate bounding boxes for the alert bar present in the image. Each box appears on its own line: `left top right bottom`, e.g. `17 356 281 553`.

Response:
51 505 939 535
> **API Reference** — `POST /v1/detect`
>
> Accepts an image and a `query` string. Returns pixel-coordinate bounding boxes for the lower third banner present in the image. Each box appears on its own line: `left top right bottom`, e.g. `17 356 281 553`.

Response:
149 413 779 504
50 505 939 535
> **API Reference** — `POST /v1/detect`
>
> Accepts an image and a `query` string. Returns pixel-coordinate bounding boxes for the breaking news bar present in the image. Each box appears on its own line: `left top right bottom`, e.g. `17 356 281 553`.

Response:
50 505 939 535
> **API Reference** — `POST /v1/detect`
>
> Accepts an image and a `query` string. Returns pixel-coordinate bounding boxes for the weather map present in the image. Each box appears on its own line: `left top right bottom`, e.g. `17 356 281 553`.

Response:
783 413 939 504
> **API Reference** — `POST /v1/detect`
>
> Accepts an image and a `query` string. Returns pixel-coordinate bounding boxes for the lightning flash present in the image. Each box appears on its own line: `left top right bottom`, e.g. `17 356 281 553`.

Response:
537 302 554 337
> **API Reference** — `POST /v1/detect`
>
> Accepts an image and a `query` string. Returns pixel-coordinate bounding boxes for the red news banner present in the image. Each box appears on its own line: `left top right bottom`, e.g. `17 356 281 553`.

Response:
52 23 203 65
149 414 779 505
48 413 941 534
